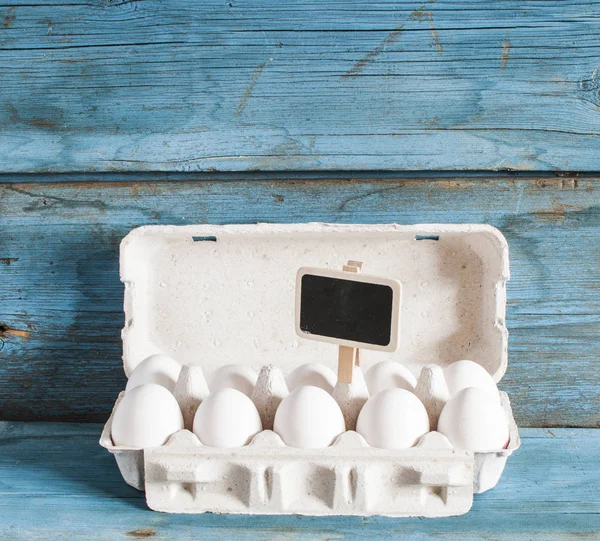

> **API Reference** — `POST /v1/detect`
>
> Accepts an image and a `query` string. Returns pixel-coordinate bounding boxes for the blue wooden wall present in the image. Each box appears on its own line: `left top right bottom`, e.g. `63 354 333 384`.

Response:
1 0 600 172
1 0 599 428
1 175 599 426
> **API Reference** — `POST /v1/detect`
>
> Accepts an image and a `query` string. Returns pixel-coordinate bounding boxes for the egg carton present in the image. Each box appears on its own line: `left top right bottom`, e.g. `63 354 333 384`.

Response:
101 223 520 516
100 389 519 515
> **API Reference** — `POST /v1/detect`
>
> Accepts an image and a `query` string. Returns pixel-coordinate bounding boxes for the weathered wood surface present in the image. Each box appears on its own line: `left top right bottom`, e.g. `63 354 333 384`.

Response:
0 176 598 426
2 0 600 172
0 423 598 540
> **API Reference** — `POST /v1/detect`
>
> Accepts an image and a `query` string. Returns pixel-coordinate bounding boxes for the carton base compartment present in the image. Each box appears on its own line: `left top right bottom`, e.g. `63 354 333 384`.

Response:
144 430 474 517
101 391 519 514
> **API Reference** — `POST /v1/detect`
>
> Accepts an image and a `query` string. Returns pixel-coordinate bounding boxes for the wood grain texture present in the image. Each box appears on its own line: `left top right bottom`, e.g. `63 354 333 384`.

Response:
2 0 600 172
0 176 599 426
0 423 598 540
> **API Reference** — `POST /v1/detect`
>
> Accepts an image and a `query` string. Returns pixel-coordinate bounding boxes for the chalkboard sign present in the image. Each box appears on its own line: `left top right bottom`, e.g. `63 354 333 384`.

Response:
295 267 401 352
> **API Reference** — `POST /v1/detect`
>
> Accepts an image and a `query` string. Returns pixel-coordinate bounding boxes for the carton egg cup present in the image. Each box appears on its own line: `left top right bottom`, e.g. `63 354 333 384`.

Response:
100 223 521 517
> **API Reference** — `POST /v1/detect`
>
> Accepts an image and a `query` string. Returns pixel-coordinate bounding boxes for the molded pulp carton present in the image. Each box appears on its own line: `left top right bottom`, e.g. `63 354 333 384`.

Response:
100 223 520 516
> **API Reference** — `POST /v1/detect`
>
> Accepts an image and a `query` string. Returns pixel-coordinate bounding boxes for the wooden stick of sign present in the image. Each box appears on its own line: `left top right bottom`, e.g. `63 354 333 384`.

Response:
337 260 363 384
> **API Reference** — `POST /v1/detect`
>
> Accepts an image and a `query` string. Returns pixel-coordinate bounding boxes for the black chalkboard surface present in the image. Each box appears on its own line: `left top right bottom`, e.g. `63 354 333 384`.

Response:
295 267 401 352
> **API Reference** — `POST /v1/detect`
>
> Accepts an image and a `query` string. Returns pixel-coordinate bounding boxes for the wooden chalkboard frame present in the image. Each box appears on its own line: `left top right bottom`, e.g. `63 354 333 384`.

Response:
294 266 402 352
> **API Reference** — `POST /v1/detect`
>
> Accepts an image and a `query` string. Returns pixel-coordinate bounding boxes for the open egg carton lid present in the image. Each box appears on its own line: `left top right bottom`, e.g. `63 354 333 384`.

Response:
104 222 518 516
120 223 509 381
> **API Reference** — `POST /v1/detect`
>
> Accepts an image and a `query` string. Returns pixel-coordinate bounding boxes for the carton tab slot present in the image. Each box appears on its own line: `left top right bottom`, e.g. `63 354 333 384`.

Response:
192 236 217 242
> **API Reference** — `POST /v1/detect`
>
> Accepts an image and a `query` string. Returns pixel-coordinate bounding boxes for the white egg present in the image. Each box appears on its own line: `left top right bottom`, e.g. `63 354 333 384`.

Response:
111 383 184 448
208 364 258 397
286 363 337 394
364 360 417 396
274 386 345 448
356 388 429 449
193 388 262 448
125 354 182 393
437 387 510 451
444 360 499 402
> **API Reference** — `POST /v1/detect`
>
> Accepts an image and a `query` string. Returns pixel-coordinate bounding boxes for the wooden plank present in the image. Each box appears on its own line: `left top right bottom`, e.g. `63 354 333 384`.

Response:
1 0 600 172
0 423 598 540
0 176 598 426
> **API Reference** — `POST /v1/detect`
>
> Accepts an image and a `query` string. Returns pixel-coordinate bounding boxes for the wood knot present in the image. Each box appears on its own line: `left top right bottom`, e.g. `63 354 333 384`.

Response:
0 325 31 339
580 66 600 106
126 529 156 538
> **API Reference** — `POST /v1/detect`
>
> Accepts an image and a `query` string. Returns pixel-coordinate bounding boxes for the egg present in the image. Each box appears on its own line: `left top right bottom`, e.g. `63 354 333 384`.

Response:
193 388 262 447
286 363 336 394
356 388 429 449
437 387 509 451
111 383 184 448
208 364 258 397
444 360 499 402
125 354 182 393
274 386 345 448
364 360 417 396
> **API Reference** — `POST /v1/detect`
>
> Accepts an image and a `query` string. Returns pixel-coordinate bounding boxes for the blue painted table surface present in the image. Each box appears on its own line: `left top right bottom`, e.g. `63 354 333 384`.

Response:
0 423 598 540
2 0 600 172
